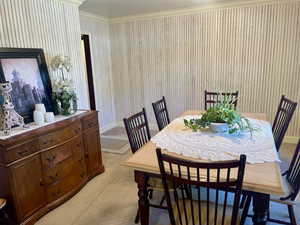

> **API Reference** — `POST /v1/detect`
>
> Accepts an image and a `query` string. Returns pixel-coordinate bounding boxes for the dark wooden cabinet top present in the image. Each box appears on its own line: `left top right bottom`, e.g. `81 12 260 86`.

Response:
0 110 97 147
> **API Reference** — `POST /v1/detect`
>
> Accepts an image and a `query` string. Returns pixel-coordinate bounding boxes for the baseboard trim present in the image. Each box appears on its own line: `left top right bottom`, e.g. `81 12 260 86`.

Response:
100 122 118 134
102 143 130 154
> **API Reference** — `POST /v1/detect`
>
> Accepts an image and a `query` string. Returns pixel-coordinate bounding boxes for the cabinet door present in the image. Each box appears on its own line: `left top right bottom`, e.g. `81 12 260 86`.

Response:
10 155 46 220
83 127 103 177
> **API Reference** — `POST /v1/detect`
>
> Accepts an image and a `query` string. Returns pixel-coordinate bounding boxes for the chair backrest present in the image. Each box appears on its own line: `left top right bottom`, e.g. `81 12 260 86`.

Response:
123 108 151 154
204 90 239 110
286 139 300 201
152 96 170 131
272 95 297 151
156 148 246 225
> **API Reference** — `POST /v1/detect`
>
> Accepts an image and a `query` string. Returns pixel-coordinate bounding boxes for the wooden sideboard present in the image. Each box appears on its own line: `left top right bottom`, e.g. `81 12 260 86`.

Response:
0 110 104 225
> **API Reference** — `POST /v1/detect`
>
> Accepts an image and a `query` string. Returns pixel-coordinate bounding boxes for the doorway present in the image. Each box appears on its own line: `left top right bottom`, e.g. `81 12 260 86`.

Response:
81 34 96 110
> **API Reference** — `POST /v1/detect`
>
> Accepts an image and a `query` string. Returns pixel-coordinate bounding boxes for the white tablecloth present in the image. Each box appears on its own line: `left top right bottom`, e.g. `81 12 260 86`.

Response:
151 115 280 164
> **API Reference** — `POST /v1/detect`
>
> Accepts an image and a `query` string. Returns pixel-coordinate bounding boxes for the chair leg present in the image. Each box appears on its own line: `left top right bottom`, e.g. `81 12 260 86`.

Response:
134 208 139 224
183 184 191 199
240 195 247 209
159 195 166 206
240 196 252 225
287 205 297 225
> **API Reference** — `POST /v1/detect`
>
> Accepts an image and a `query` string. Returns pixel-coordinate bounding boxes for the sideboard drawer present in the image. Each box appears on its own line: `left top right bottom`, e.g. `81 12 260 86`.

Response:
45 162 87 203
39 122 81 150
6 140 39 163
43 156 84 185
41 137 83 169
82 114 98 130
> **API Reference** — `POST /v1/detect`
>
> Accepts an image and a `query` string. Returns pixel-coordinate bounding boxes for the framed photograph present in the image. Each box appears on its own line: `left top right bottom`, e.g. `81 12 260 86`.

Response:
0 48 54 123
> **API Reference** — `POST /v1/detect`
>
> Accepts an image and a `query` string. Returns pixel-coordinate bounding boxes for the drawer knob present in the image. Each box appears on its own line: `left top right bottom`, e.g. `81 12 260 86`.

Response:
49 173 58 180
46 155 56 162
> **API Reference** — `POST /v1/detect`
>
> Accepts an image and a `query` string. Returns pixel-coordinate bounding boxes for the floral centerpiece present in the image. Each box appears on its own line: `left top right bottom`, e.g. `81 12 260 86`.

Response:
184 95 255 135
50 55 77 115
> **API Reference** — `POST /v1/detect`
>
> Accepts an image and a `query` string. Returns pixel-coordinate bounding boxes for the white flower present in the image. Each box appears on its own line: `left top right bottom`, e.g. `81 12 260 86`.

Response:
50 55 72 72
52 78 75 94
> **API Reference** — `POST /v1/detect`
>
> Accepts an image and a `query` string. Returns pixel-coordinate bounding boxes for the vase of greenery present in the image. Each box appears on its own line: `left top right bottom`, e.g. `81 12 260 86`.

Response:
184 95 255 135
50 55 77 116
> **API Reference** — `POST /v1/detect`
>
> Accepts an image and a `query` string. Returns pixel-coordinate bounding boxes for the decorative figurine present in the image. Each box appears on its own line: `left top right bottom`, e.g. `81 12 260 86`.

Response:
0 82 28 135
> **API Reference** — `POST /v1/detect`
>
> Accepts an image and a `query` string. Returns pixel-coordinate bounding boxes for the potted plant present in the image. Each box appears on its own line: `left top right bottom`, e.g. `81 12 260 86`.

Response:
50 55 77 116
184 95 254 134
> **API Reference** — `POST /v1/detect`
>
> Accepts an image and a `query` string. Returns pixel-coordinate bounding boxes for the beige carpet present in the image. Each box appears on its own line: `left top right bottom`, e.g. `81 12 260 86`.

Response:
35 143 300 225
101 137 130 154
101 126 158 154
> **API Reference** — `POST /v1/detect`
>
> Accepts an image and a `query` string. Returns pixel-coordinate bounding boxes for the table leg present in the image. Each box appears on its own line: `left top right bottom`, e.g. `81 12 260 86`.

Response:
252 193 270 225
135 171 149 225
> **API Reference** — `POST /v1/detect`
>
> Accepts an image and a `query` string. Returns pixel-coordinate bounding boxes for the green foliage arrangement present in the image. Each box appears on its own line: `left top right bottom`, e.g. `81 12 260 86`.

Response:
184 95 255 134
52 82 77 116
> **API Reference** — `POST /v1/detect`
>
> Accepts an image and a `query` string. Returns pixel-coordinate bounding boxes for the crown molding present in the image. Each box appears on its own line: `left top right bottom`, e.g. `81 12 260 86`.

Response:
55 0 86 6
79 11 109 23
109 0 299 24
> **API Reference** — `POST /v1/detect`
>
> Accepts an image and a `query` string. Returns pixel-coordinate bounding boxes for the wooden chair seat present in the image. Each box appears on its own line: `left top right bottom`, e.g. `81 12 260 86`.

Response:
171 199 241 225
0 199 6 210
148 177 165 190
270 195 300 206
270 178 300 206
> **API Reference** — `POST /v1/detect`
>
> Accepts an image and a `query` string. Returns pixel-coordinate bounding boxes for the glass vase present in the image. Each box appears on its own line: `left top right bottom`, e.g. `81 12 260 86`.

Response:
53 91 77 116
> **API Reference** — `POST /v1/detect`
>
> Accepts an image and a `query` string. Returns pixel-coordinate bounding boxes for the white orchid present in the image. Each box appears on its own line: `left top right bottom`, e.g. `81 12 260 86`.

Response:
52 79 75 94
50 55 72 72
50 55 72 81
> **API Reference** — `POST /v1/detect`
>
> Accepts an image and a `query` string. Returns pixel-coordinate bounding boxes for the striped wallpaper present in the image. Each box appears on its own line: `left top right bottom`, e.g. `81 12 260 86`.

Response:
0 0 89 109
110 1 300 137
80 15 116 128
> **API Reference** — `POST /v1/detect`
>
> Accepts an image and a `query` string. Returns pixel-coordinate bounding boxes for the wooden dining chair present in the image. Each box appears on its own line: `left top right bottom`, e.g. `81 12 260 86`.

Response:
204 90 239 110
123 109 167 223
240 139 300 225
272 95 297 152
152 96 171 131
123 108 151 154
240 95 297 210
156 148 246 225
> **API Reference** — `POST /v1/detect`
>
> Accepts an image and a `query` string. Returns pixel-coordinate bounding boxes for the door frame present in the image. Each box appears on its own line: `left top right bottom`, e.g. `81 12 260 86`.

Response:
81 34 96 110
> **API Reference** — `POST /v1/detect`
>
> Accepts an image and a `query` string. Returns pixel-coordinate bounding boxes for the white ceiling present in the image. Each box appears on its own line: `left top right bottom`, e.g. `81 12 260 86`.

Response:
79 0 252 18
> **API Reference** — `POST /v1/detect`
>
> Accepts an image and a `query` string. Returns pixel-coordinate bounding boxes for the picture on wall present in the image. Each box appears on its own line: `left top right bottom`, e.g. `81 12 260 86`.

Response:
0 48 54 123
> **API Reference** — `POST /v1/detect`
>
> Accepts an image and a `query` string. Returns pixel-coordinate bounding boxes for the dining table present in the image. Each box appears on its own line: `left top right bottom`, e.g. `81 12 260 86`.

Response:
122 110 287 225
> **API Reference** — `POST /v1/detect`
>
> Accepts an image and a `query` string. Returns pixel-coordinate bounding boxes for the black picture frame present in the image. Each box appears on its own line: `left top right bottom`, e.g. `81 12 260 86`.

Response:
0 48 54 123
